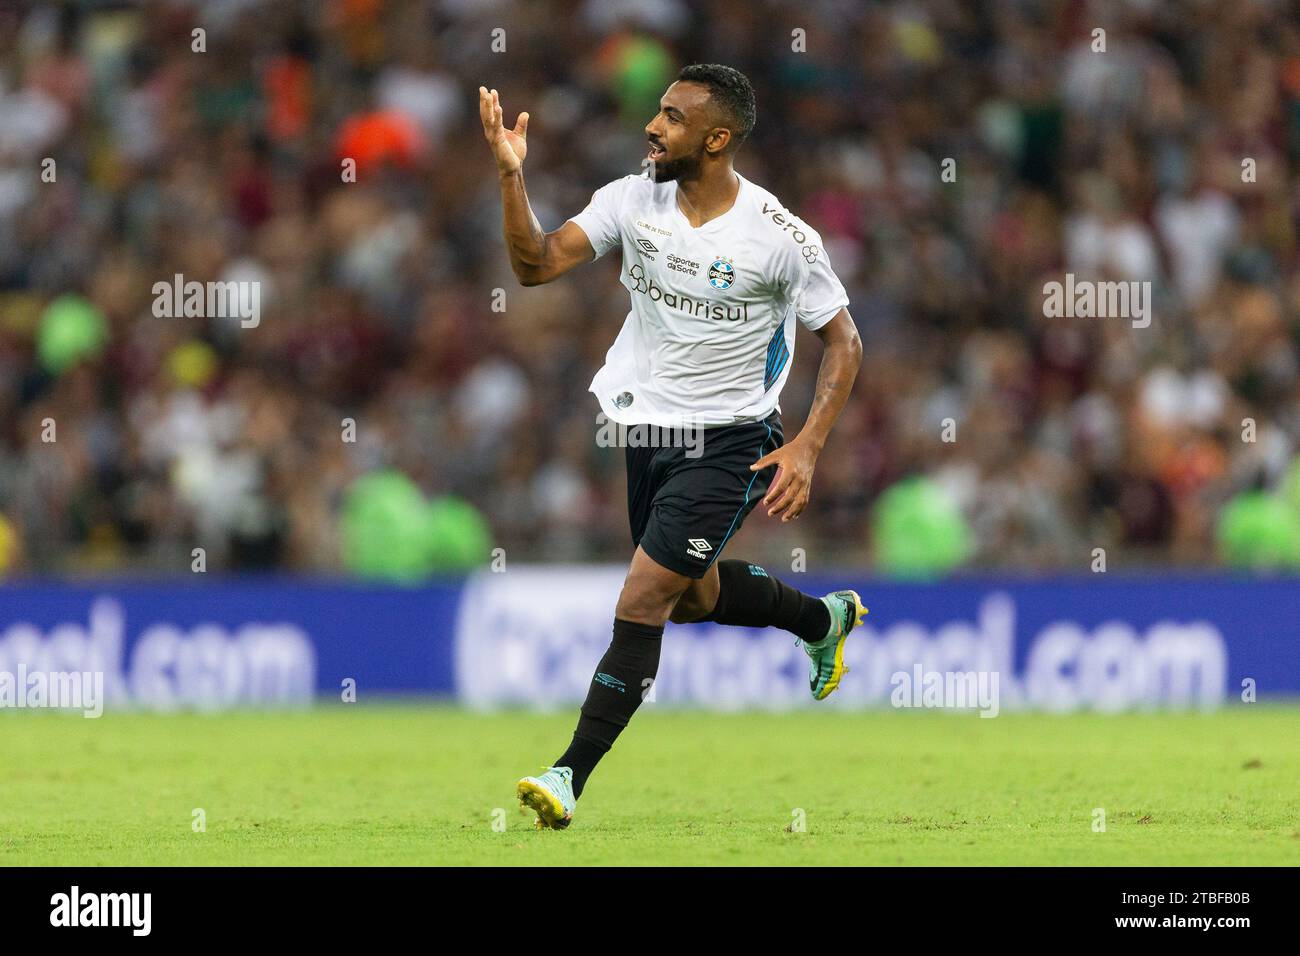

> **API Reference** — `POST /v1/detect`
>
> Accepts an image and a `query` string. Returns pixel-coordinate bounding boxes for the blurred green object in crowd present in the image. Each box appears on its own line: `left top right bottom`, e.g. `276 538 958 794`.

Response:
872 477 972 579
426 496 493 572
341 471 439 582
341 473 493 580
38 295 108 375
1217 490 1300 569
608 34 675 125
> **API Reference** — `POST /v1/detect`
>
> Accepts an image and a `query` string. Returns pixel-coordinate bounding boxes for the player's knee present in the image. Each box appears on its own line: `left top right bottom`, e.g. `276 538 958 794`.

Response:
667 598 699 624
668 589 712 624
672 571 720 624
616 574 685 626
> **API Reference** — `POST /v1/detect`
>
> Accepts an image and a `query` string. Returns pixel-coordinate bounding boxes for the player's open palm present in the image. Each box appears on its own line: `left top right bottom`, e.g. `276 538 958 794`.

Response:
479 87 528 174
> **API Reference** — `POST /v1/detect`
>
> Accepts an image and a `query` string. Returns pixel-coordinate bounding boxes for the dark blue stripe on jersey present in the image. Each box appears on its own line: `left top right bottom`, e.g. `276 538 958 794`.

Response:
765 325 783 377
764 324 790 391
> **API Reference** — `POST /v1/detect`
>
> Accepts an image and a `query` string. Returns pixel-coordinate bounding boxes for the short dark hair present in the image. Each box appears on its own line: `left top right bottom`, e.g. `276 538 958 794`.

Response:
677 63 755 149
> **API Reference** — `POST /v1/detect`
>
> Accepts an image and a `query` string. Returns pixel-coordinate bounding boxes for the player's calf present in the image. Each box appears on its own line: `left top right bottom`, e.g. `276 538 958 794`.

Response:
688 560 867 700
691 559 831 637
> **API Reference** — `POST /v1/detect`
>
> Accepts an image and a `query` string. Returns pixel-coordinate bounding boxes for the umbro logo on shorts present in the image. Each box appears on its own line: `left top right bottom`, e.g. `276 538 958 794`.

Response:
687 538 712 560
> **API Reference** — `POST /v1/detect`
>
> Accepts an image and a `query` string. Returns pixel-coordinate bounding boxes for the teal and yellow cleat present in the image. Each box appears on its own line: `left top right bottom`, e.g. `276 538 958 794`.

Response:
799 590 868 701
516 766 576 830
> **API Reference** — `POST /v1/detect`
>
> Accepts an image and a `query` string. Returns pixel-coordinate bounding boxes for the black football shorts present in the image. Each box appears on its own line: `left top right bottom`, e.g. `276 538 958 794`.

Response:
626 411 784 578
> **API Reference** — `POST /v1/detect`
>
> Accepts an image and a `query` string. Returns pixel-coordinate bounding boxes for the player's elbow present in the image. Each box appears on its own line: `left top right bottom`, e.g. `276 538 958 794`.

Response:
833 322 863 368
847 328 864 367
513 264 549 287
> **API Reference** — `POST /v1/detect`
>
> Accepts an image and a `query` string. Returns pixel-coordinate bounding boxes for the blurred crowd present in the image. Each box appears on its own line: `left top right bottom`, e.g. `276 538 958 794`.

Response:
1 0 1299 576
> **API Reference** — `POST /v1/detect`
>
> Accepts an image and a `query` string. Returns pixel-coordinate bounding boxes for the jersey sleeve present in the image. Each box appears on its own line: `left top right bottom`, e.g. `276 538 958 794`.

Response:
788 235 849 331
567 176 631 260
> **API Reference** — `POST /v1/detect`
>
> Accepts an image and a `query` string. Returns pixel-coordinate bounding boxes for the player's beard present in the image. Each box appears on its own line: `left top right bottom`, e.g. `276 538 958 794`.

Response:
651 145 704 183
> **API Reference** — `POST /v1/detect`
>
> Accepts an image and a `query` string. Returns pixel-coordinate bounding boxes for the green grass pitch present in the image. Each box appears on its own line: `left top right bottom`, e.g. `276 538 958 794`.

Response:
1 705 1296 865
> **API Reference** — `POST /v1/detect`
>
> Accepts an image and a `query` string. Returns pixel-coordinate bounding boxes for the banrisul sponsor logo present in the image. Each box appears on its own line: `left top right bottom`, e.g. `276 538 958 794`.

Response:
50 886 151 936
627 264 748 322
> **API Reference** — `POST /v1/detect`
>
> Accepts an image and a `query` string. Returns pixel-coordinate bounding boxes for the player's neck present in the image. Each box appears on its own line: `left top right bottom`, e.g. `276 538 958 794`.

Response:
674 167 740 228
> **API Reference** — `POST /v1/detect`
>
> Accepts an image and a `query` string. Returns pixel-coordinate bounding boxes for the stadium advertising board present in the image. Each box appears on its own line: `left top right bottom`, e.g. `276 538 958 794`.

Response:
0 571 1293 712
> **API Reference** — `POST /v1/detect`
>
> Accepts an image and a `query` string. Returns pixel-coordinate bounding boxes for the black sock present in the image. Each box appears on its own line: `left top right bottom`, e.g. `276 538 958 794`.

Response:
701 559 830 642
555 618 663 798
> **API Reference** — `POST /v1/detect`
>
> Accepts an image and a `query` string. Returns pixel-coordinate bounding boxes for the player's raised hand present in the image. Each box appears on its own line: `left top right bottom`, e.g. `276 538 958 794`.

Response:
752 439 818 522
479 87 528 174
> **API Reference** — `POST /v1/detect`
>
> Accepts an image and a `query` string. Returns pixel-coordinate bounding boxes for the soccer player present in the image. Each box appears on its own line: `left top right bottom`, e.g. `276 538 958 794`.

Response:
479 64 866 830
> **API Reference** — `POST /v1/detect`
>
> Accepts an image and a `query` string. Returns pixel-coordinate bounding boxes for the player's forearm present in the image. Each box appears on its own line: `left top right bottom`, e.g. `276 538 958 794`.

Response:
796 330 862 453
499 169 549 283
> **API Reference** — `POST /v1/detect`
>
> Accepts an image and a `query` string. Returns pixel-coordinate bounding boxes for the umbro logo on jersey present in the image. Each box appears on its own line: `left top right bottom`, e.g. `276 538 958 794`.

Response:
635 237 659 256
687 538 713 560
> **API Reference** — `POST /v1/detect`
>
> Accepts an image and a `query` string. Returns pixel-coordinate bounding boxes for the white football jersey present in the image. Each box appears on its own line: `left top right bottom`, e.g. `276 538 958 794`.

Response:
569 171 849 428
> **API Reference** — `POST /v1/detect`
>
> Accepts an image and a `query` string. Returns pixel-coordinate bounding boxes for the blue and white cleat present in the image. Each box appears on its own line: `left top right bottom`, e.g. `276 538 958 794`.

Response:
798 590 868 701
517 766 576 830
